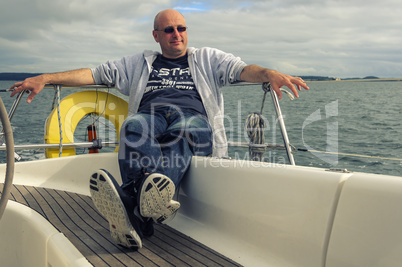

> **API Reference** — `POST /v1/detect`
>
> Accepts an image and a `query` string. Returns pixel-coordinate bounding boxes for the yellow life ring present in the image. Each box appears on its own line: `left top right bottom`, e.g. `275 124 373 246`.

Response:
44 90 128 158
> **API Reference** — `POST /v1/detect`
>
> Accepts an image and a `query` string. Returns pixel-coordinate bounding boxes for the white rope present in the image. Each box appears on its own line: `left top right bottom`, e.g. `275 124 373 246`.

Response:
245 112 266 161
245 84 270 161
245 84 296 161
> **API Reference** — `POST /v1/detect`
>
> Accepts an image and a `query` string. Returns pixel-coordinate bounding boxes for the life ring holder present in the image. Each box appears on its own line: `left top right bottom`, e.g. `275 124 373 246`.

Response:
44 90 128 158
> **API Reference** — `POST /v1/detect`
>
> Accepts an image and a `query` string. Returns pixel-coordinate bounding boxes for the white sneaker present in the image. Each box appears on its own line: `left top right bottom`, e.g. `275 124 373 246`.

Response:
138 173 180 223
90 169 143 249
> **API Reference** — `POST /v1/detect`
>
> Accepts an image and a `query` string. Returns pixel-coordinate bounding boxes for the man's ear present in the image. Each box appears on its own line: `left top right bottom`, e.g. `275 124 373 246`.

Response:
152 31 159 43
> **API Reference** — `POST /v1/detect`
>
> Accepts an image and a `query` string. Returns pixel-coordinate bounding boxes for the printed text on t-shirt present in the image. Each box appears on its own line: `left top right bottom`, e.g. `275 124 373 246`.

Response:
145 67 195 94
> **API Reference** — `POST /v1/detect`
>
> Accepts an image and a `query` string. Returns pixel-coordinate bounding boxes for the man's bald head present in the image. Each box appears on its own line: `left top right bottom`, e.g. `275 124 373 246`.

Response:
154 9 185 30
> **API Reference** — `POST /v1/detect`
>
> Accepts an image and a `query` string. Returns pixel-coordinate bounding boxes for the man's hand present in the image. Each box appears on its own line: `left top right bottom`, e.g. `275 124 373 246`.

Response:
10 75 47 103
266 69 309 99
240 65 309 99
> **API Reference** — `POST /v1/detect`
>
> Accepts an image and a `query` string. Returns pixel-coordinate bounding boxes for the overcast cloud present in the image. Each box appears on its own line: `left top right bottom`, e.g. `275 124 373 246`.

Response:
1 0 401 78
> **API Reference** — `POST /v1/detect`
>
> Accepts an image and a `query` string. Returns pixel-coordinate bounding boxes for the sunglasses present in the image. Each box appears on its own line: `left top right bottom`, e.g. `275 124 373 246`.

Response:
156 26 187 34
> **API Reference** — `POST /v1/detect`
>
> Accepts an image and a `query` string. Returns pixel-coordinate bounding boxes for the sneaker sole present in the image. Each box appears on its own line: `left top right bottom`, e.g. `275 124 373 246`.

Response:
138 173 180 223
90 170 142 249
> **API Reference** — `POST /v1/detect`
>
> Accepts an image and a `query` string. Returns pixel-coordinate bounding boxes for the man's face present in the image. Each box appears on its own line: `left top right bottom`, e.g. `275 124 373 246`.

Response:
153 10 188 59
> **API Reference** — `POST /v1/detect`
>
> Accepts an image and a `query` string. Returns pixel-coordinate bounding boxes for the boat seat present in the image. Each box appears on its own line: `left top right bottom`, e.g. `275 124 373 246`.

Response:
171 157 351 266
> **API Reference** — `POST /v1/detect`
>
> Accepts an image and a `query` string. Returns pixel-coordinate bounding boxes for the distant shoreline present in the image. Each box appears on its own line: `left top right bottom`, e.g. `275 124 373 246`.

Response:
0 73 43 81
307 78 402 83
1 72 401 83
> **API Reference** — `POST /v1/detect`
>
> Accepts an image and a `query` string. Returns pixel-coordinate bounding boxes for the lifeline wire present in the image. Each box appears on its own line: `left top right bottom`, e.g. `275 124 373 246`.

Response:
297 148 402 162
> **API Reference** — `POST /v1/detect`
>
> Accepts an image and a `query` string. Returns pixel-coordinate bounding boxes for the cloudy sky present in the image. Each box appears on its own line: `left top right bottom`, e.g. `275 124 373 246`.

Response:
1 0 401 78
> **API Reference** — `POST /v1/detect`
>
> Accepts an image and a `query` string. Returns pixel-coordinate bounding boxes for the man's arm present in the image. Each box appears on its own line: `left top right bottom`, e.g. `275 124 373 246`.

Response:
10 68 95 103
240 65 309 99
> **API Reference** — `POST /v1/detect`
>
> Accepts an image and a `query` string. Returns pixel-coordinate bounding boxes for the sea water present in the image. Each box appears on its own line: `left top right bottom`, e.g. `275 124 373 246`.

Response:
0 80 400 177
224 81 401 177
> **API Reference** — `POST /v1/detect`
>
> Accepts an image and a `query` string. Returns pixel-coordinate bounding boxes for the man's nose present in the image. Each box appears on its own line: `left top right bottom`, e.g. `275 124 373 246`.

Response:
172 29 181 37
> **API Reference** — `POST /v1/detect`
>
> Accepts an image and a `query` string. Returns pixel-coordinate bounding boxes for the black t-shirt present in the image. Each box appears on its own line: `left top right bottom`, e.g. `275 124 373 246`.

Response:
139 54 207 116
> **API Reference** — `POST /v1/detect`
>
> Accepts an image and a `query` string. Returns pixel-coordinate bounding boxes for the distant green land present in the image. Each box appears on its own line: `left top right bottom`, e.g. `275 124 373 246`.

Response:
2 73 400 82
299 75 380 81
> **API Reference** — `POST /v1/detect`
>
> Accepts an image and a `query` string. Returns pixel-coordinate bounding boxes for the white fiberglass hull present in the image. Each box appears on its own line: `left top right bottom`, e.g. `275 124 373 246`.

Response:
0 153 401 266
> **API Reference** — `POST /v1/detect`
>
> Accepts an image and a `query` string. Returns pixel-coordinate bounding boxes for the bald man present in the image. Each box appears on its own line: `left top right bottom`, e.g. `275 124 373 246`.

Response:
10 9 308 249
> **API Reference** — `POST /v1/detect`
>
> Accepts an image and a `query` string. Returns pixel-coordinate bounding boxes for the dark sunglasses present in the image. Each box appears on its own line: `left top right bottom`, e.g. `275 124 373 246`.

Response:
156 26 187 34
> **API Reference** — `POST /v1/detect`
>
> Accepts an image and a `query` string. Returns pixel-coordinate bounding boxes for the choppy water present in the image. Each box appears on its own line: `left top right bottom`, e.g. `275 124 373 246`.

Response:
224 81 401 177
0 80 401 177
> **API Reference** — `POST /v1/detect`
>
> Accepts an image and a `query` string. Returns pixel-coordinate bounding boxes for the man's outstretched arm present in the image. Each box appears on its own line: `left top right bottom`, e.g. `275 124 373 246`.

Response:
240 65 309 99
10 68 95 103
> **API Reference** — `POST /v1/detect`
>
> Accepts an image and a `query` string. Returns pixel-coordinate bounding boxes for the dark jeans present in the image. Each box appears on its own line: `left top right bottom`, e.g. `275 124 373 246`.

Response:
118 106 213 191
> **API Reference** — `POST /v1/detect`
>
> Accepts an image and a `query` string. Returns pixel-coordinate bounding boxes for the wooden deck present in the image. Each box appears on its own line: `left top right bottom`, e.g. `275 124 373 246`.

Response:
1 184 242 267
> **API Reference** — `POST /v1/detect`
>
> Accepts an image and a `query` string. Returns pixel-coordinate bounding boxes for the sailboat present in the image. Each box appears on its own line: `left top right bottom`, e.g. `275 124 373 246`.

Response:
0 83 401 267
